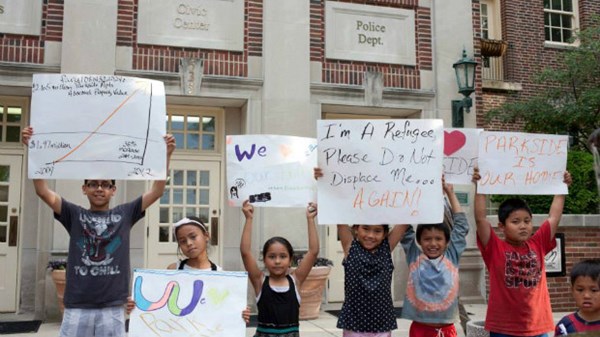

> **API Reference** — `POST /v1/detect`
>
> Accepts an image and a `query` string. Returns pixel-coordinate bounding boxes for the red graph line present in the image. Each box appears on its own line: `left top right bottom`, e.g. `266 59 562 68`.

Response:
53 86 145 164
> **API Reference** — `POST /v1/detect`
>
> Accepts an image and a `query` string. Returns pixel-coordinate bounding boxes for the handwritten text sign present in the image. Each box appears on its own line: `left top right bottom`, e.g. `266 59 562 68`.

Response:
443 128 483 185
29 74 167 180
226 135 317 207
477 131 568 195
317 119 444 224
129 269 248 337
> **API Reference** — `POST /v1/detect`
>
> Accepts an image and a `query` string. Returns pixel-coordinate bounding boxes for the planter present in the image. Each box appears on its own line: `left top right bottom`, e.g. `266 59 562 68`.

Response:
466 320 489 337
298 266 331 320
481 39 508 57
51 270 66 314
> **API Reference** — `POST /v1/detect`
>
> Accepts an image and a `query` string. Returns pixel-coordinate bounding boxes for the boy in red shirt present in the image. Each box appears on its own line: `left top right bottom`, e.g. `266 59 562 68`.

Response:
472 168 571 337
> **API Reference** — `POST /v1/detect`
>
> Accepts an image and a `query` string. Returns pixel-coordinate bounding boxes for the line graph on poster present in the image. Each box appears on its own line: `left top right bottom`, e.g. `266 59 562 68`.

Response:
28 74 167 180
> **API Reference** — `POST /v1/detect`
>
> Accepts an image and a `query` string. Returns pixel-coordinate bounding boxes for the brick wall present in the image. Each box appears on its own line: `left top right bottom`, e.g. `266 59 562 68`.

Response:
479 0 600 130
117 0 263 76
0 0 64 64
310 0 431 88
487 225 600 311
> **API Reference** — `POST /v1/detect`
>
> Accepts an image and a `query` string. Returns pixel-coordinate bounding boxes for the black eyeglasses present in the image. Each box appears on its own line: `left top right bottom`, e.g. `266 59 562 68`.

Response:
86 181 113 190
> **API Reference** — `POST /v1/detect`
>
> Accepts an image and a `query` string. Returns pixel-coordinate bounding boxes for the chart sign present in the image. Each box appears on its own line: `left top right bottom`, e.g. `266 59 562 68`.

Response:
29 74 167 180
443 128 483 185
477 131 568 195
129 269 248 337
317 119 444 224
226 135 317 207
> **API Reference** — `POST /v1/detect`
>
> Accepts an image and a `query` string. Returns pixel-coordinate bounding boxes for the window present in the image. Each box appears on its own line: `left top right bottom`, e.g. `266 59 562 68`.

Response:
544 0 577 44
0 97 26 144
165 106 219 152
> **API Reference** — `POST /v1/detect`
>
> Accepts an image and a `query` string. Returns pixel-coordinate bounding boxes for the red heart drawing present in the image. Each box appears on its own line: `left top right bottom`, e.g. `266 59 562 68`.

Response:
444 131 467 156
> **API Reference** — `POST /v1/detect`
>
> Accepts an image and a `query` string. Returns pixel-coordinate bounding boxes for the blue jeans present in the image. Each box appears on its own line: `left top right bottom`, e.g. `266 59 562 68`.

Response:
490 332 549 337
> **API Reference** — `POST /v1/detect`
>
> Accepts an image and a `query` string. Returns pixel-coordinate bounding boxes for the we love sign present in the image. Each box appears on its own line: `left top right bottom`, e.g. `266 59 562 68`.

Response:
226 135 317 207
129 269 248 337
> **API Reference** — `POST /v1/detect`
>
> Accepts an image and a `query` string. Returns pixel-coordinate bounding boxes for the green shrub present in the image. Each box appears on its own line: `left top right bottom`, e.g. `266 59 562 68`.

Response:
491 150 599 214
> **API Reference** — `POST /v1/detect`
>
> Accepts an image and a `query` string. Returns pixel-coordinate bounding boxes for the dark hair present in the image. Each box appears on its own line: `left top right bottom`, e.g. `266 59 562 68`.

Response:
416 223 451 242
174 216 208 238
262 236 294 260
570 259 600 285
498 198 532 224
84 179 116 185
352 224 390 234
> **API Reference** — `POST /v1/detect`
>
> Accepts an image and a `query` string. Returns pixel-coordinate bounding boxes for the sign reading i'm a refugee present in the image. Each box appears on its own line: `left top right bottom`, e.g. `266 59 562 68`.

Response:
316 119 444 225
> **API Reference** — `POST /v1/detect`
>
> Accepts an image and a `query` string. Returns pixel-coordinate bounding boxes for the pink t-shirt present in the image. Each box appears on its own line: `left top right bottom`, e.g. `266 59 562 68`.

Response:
477 220 556 336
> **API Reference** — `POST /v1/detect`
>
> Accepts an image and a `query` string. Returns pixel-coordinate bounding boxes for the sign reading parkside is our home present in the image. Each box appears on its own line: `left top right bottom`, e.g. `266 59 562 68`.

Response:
325 2 416 65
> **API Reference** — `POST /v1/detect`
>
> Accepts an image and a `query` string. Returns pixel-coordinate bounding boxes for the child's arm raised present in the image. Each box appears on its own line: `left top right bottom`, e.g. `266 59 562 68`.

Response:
472 168 492 247
387 224 410 252
337 225 353 258
547 171 572 239
443 175 462 213
293 203 319 288
240 200 263 295
142 134 176 210
314 166 354 257
22 127 62 214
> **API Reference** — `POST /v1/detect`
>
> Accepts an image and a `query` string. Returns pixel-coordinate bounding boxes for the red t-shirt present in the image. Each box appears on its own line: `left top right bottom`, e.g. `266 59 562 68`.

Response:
477 220 556 336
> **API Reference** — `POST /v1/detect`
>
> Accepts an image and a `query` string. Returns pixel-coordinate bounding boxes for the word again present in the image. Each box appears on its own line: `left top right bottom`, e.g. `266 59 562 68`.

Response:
134 276 205 316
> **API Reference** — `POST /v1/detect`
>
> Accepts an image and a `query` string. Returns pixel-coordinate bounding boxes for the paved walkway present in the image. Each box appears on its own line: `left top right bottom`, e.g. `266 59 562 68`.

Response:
1 303 571 337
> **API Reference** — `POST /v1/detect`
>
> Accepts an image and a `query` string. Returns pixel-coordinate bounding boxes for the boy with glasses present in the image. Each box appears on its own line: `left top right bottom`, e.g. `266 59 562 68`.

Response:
22 126 175 337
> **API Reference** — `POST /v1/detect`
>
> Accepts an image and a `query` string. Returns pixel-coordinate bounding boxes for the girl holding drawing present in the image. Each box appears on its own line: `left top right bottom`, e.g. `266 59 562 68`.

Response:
240 200 319 337
314 167 409 337
127 216 250 322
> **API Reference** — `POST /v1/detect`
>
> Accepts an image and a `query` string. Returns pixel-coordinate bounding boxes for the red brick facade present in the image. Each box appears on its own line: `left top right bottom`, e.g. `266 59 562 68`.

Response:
310 0 431 88
0 0 64 64
479 0 600 131
116 0 262 76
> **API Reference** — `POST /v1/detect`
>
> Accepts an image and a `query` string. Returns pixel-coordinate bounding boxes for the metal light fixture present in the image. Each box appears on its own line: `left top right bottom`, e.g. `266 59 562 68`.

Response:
451 48 478 127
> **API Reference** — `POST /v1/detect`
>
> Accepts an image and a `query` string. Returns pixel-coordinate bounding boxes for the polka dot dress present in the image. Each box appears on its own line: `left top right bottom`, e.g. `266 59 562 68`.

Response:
337 238 397 333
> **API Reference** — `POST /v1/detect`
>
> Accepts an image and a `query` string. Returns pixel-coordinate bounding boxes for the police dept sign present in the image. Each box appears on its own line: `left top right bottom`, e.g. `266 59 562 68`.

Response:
325 2 416 65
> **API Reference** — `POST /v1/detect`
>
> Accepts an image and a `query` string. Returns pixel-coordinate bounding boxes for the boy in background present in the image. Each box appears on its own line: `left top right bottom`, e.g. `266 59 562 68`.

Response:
22 126 175 337
472 168 571 337
555 259 600 335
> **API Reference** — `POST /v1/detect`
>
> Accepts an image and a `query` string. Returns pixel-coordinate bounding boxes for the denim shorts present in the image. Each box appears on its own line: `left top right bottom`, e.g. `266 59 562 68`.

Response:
59 306 125 337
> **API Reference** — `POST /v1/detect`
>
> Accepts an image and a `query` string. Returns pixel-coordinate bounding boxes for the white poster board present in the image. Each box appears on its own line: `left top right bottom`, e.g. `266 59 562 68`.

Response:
317 119 444 224
226 135 317 207
443 128 483 185
129 269 248 337
29 74 167 180
477 131 569 195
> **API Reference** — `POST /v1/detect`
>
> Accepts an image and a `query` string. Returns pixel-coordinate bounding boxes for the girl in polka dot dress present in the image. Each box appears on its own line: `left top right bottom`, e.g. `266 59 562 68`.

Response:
314 168 408 337
336 224 409 337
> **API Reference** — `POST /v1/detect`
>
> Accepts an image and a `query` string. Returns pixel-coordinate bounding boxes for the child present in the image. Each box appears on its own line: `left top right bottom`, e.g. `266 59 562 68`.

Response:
128 216 250 322
22 126 175 337
555 259 600 336
314 167 408 336
400 177 470 337
167 216 221 270
473 168 572 337
240 200 319 337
